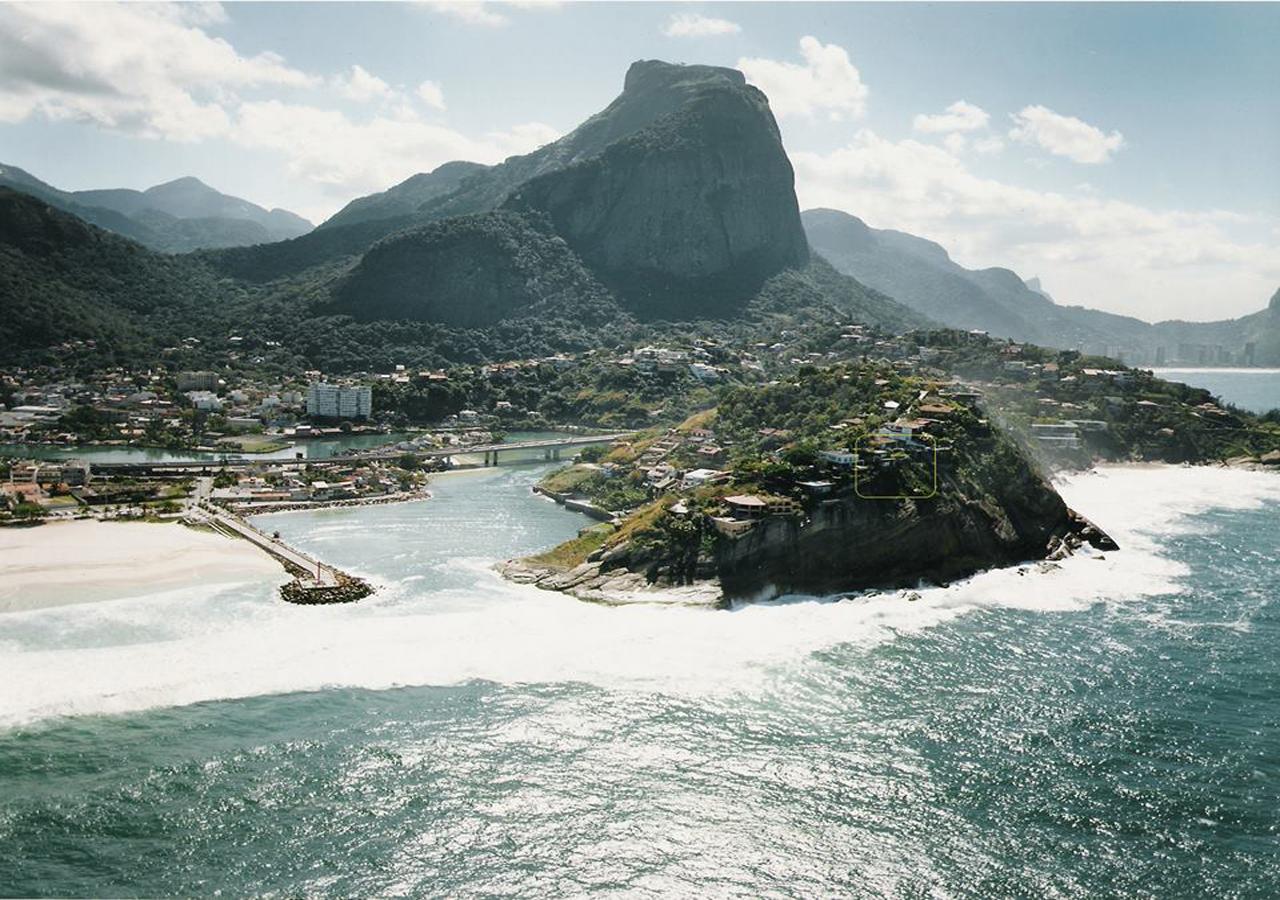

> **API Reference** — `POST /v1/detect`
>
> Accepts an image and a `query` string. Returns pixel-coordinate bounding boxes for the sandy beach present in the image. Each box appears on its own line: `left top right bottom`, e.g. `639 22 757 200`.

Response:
0 520 286 613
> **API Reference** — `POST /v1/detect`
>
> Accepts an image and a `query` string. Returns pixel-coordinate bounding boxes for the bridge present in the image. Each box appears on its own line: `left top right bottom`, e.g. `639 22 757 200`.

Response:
359 432 635 466
87 432 636 475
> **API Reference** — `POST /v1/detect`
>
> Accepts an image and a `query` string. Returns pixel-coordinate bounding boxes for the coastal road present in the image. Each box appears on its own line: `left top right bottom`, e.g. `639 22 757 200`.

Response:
86 433 637 475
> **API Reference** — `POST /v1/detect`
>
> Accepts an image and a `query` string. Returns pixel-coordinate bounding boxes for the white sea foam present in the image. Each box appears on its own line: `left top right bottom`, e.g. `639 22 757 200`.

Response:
1 464 1277 727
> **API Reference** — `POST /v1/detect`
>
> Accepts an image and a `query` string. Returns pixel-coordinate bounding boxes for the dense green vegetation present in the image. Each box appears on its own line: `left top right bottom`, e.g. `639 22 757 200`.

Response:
331 210 625 327
0 188 239 366
0 184 923 376
0 165 311 253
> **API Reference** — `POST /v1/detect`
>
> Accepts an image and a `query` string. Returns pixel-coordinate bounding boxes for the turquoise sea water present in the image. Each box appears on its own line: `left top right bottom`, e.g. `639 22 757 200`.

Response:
1 464 1279 896
1151 368 1280 414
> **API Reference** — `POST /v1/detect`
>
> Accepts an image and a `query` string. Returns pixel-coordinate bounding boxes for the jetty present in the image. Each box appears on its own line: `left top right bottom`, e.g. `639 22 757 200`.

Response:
192 500 373 605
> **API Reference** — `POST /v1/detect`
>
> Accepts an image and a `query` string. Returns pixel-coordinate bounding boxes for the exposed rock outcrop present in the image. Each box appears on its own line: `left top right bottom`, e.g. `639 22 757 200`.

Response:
505 62 808 318
326 60 811 323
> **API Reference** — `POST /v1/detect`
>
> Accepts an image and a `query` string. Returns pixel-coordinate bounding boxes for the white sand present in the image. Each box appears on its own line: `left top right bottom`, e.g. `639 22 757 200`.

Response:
0 520 286 613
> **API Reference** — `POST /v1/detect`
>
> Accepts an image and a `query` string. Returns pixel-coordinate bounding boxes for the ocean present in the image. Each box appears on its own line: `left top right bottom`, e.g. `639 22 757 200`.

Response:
1151 368 1280 415
1 463 1279 896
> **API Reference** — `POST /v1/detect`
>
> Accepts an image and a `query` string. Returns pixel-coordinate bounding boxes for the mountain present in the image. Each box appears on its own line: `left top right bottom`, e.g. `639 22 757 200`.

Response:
802 207 1100 346
0 164 312 253
1 59 925 369
0 164 161 246
330 210 623 328
0 187 233 361
270 60 822 325
230 61 812 310
502 64 808 318
320 161 490 231
803 207 1280 366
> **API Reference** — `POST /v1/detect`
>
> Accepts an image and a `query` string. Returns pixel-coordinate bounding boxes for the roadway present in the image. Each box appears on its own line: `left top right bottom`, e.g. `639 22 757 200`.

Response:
87 432 635 474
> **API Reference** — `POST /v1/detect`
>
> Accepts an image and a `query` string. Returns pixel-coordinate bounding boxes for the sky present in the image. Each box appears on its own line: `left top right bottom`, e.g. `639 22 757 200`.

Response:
0 1 1277 323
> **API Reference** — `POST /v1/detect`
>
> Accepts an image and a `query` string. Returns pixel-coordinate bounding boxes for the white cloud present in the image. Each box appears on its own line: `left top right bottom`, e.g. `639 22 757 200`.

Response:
663 13 741 38
973 136 1005 155
421 1 510 27
333 65 393 103
0 2 562 218
232 99 558 204
943 133 967 154
913 100 989 134
1009 104 1124 164
416 81 447 111
738 36 868 120
792 130 1278 320
0 2 314 141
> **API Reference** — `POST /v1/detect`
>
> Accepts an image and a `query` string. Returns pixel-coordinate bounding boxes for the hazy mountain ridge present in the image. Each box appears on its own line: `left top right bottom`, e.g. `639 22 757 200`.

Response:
803 207 1280 365
0 165 313 253
320 161 490 232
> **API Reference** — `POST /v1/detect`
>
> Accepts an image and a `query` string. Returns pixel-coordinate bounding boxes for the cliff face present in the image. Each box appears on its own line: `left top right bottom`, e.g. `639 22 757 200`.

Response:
327 60 811 325
505 67 808 318
713 464 1081 599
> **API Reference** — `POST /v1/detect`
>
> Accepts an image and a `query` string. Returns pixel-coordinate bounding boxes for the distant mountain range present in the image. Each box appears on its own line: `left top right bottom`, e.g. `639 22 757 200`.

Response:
2 57 1272 372
0 60 920 370
0 165 312 253
803 208 1280 366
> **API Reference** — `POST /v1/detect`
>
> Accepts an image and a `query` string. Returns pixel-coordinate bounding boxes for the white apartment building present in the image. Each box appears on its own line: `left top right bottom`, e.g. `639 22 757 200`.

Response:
186 390 223 411
306 382 372 420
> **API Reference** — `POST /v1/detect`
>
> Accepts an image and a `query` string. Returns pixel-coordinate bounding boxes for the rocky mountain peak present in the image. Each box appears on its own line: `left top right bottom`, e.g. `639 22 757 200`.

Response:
622 60 746 95
503 62 808 318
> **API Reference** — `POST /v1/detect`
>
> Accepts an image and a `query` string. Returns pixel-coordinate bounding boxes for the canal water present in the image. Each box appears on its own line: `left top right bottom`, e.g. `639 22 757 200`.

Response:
2 463 1279 896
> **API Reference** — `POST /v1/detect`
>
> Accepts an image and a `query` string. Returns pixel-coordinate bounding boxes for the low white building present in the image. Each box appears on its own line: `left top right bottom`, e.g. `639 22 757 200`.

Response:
186 390 222 412
681 468 726 488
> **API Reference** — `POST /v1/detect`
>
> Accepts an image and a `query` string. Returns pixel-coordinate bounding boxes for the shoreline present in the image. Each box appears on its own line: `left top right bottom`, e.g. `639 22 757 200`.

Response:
6 461 1275 616
228 488 432 517
503 459 1280 607
0 519 285 613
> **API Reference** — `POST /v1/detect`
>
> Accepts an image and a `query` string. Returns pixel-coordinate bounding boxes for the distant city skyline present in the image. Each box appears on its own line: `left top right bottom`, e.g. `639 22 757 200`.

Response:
1 1 1276 322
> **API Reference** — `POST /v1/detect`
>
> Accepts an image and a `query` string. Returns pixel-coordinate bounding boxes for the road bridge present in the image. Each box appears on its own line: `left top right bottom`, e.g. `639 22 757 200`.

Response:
87 432 636 475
